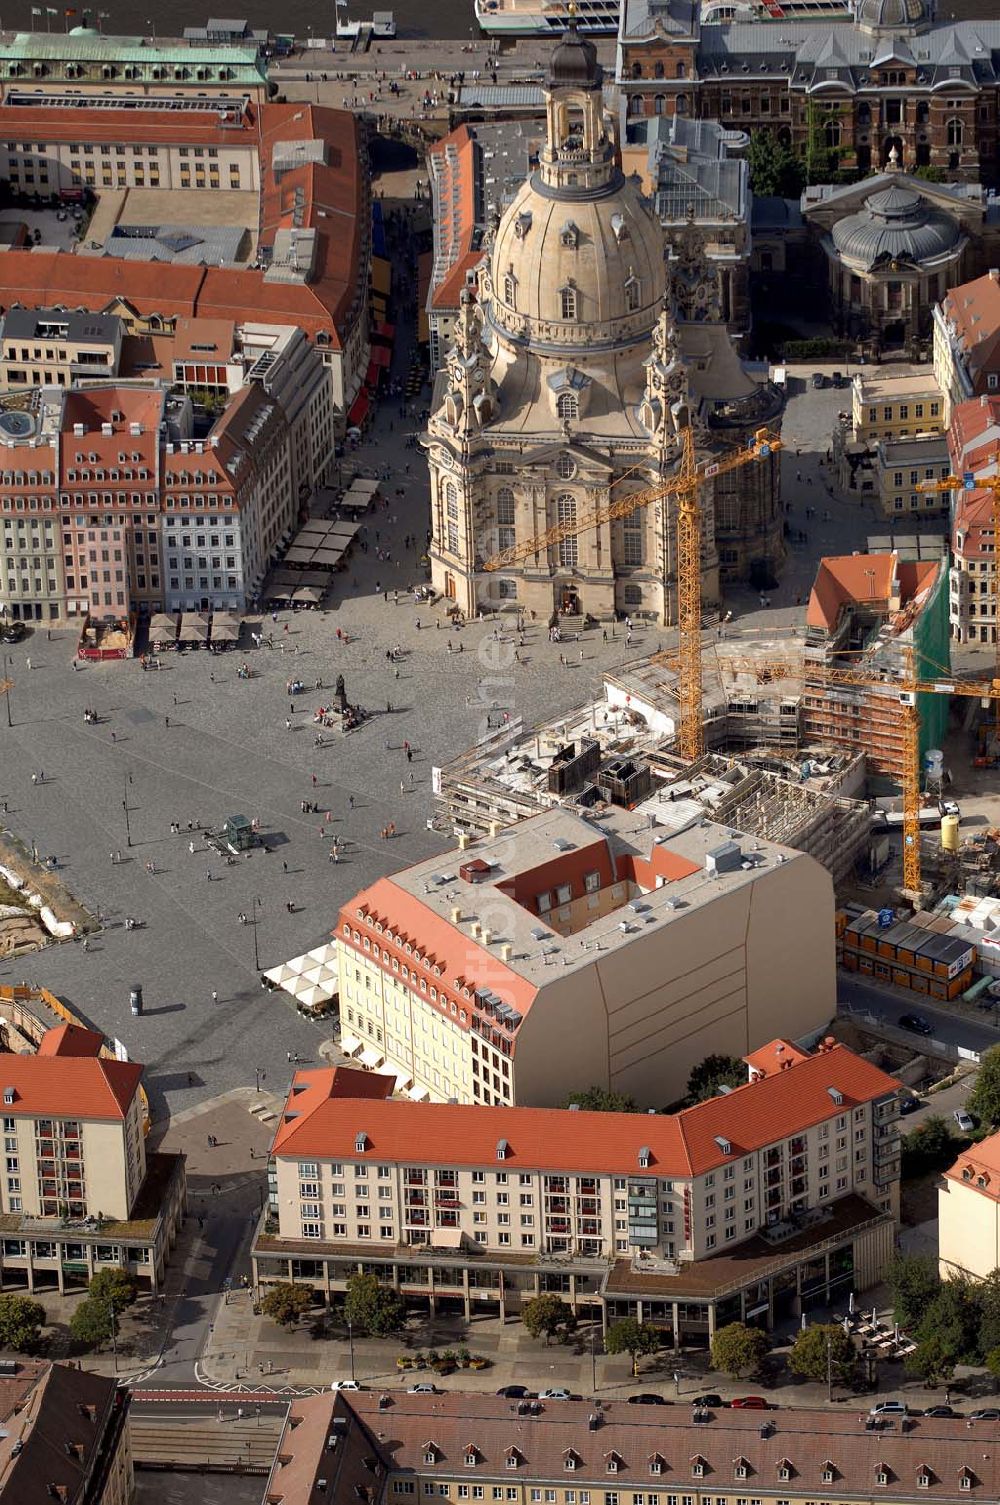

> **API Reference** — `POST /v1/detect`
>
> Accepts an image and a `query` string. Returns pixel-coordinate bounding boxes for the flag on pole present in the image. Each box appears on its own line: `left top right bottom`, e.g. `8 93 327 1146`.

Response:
47 7 58 13
65 8 77 14
31 7 42 15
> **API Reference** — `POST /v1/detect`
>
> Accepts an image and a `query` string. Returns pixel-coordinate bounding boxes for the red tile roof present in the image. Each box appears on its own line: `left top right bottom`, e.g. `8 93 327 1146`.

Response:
270 1044 898 1174
37 1024 104 1058
942 270 1000 390
0 100 260 148
948 396 1000 560
944 1129 1000 1201
806 553 940 633
0 1050 142 1120
743 1037 809 1078
426 125 483 312
0 102 367 351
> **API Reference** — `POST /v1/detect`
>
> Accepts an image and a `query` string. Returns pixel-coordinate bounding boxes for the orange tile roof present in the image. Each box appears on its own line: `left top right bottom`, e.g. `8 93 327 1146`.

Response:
944 1130 1000 1200
0 102 367 351
0 1052 142 1120
948 397 1000 560
942 271 1000 388
270 1044 899 1174
427 125 481 313
806 553 939 633
36 1024 104 1058
0 101 260 148
743 1037 809 1078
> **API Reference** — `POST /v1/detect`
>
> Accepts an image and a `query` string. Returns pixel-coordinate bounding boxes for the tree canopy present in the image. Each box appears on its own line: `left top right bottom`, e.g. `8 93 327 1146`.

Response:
686 1055 745 1105
563 1086 638 1113
0 1294 45 1352
710 1322 769 1379
746 131 805 200
521 1292 573 1345
788 1323 855 1389
604 1318 661 1374
968 1046 1000 1127
343 1272 405 1338
261 1282 314 1328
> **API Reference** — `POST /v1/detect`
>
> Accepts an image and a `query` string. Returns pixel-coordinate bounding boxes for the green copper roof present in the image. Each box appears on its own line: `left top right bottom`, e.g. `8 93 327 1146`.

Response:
1 30 267 81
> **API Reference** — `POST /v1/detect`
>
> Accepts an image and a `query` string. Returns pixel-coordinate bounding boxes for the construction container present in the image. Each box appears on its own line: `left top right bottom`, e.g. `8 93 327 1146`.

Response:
942 813 961 853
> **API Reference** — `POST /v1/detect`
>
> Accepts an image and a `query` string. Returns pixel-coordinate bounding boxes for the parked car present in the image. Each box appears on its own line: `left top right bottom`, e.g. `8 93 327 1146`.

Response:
691 1394 724 1408
730 1396 769 1410
0 621 26 643
496 1386 532 1399
870 1401 908 1417
408 1382 439 1394
898 1094 921 1115
330 1380 364 1392
969 1408 1000 1421
898 1013 932 1036
923 1406 960 1418
628 1394 669 1406
954 1109 975 1133
832 371 844 387
811 372 826 388
538 1388 571 1400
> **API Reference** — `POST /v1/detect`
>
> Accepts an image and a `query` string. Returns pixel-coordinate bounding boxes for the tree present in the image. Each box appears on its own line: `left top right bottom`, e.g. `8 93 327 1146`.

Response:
87 1267 137 1315
604 1317 661 1375
968 1046 1000 1127
886 1253 941 1329
916 1278 983 1365
521 1292 573 1346
0 1294 45 1352
912 165 946 183
70 1298 114 1350
788 1323 856 1390
343 1272 405 1338
901 1116 954 1177
261 1282 314 1329
985 1344 1000 1382
905 1334 955 1388
686 1055 745 1105
746 130 805 200
710 1322 770 1379
563 1086 638 1113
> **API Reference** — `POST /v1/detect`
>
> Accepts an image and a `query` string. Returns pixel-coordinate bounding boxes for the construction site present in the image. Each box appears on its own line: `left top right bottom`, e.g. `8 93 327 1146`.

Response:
436 548 1000 907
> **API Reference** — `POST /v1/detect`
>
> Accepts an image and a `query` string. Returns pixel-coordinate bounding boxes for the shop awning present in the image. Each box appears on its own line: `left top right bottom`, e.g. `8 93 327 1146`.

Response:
365 358 381 389
359 1047 384 1070
375 320 396 342
371 256 392 296
347 392 370 428
339 1032 362 1057
371 343 392 367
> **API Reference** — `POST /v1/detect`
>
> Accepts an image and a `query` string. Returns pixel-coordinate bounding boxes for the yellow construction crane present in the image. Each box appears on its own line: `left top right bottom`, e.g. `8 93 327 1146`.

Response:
482 424 781 760
718 648 1000 897
918 451 1000 739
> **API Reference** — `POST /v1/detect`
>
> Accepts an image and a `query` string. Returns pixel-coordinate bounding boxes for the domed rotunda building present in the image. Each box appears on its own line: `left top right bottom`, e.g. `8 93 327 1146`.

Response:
424 22 717 625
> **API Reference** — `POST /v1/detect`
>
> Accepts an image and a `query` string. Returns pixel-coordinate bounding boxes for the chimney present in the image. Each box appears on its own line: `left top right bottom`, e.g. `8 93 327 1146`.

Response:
482 928 492 945
500 942 513 962
457 833 470 851
450 906 462 924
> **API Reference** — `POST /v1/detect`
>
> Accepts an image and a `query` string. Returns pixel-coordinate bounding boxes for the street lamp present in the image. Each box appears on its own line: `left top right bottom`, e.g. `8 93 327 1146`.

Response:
122 773 132 848
347 1316 356 1382
254 1065 265 1093
108 1292 118 1374
4 656 11 728
252 895 263 972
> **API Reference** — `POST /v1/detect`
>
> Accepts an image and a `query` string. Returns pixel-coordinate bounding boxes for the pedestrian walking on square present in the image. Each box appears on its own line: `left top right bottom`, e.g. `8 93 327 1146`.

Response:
211 990 218 1006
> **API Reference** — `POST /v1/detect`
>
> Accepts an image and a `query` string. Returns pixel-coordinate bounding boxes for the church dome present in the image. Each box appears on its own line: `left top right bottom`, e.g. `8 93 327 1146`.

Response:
854 0 929 33
487 26 665 356
831 184 960 270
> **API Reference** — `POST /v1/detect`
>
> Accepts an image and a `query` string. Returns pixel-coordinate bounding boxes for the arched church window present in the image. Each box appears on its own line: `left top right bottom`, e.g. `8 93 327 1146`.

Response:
559 286 577 320
557 392 579 421
503 274 516 309
654 95 666 116
825 119 841 149
947 117 963 147
556 493 578 567
625 277 641 313
496 487 515 524
654 61 665 79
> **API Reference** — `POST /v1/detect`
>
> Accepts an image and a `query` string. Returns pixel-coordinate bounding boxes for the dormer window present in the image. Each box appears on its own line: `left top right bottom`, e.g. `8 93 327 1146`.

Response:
777 1463 792 1482
355 1132 368 1154
514 212 532 240
822 1467 835 1484
959 1470 973 1491
423 1447 439 1466
649 1456 664 1477
876 1467 891 1487
496 1139 509 1161
564 1453 578 1473
625 276 640 314
734 1460 749 1481
691 1459 706 1479
560 221 579 250
917 1472 932 1490
506 1449 522 1470
638 1147 651 1169
465 1449 479 1468
606 1453 623 1475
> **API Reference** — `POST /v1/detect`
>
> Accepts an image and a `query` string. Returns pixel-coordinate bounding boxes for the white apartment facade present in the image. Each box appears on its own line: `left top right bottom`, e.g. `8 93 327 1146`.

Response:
255 1045 900 1338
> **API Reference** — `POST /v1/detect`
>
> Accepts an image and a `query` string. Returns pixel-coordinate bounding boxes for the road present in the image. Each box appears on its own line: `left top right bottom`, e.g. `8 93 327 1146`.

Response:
839 975 1000 1055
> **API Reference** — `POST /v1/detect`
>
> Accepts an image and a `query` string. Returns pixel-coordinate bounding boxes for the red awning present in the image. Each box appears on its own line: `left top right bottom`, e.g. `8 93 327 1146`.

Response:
374 321 395 342
347 392 370 428
372 343 392 367
365 359 381 389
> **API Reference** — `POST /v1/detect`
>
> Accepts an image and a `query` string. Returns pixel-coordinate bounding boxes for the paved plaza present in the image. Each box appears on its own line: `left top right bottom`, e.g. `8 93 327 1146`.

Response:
0 363 893 1123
